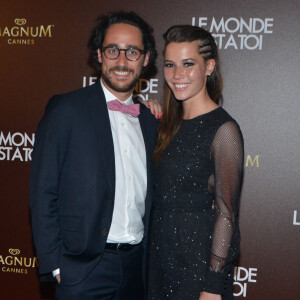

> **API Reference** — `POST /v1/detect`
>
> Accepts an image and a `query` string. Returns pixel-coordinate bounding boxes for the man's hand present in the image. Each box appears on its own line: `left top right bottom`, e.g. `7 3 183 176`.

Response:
55 274 61 284
141 98 162 119
199 291 221 300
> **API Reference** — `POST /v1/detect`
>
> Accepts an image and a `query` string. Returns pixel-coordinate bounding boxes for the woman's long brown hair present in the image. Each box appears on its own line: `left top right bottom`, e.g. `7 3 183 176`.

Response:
153 25 223 162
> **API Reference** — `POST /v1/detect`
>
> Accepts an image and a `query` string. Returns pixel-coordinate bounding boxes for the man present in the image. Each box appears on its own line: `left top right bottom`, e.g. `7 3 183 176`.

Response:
29 11 157 300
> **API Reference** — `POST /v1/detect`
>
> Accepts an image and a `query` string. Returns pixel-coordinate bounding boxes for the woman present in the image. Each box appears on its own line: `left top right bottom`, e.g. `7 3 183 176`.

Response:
147 25 244 300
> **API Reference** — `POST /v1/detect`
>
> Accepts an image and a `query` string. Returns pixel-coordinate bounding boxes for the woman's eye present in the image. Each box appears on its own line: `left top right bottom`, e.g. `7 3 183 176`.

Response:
184 62 194 67
164 63 174 68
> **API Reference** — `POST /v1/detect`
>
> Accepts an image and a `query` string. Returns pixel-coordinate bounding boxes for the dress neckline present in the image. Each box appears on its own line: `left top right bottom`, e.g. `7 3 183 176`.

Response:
182 107 222 121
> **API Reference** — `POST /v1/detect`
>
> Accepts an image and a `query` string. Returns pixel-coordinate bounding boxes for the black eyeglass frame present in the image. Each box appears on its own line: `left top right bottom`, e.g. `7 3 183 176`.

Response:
101 46 146 61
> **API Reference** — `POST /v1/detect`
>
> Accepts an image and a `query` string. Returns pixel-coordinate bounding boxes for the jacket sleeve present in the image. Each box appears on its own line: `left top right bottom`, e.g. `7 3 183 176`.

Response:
29 95 71 275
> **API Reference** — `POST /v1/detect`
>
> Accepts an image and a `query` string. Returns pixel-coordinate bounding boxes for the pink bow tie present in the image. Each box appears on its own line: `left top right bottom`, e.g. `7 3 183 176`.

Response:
107 100 140 118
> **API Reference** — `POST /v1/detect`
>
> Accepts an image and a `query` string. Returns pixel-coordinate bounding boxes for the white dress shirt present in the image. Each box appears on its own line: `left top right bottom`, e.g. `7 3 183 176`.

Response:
101 80 147 244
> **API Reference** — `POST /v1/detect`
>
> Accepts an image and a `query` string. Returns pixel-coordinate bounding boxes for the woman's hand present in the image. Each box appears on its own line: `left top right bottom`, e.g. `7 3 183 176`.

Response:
199 291 221 300
141 98 162 119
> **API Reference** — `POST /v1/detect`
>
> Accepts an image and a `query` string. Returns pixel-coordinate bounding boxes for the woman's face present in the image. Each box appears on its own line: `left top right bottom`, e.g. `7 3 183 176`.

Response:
164 41 214 102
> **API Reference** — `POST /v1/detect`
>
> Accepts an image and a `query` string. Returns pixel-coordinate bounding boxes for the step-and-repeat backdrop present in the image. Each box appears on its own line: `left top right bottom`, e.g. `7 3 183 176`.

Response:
1 0 299 299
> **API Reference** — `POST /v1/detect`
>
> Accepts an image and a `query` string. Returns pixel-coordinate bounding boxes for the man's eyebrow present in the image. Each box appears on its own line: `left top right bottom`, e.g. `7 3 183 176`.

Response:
102 43 142 49
126 44 142 49
102 43 118 48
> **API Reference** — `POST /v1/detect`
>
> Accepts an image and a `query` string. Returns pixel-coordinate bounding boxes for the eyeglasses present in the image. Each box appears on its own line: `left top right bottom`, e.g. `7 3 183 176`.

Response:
102 46 146 61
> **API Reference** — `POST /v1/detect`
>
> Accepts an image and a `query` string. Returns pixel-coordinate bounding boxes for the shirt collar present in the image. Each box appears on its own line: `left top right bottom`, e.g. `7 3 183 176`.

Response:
100 79 133 105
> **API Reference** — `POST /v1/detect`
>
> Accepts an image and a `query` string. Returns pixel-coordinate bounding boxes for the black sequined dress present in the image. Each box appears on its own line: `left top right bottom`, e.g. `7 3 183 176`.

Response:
147 108 244 300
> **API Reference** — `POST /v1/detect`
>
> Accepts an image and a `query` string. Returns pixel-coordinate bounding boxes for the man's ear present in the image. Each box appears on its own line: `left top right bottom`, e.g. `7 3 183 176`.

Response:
143 51 150 67
97 49 102 63
206 59 216 75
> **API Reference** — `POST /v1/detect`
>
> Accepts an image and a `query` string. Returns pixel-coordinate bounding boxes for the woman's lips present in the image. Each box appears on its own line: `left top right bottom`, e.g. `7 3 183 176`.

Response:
172 83 191 91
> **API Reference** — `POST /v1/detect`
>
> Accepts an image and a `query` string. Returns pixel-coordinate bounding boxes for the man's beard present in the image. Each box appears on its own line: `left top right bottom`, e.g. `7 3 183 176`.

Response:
102 66 140 93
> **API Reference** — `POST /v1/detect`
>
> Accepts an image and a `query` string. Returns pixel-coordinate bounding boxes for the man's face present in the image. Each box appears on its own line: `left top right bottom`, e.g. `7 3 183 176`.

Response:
98 23 150 101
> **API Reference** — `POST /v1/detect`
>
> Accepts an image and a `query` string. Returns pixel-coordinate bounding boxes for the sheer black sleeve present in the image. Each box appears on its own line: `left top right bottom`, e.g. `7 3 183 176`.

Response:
204 121 244 294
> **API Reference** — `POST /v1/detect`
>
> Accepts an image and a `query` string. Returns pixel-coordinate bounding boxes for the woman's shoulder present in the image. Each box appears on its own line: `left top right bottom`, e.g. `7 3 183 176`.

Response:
206 107 242 144
211 108 244 147
215 106 234 120
213 107 241 128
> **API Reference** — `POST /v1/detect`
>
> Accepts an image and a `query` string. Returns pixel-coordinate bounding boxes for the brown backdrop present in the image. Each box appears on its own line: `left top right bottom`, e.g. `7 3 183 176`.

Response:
1 0 299 299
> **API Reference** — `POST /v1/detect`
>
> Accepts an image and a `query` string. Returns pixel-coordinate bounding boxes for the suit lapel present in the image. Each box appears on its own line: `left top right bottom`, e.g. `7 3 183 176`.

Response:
85 82 115 194
84 89 153 206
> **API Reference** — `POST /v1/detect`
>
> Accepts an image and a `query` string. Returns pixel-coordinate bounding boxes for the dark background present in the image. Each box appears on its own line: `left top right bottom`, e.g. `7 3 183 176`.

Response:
0 1 299 299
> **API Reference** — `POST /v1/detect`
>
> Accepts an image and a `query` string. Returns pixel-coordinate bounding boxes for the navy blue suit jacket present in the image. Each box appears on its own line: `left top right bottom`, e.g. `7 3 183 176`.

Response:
29 82 157 285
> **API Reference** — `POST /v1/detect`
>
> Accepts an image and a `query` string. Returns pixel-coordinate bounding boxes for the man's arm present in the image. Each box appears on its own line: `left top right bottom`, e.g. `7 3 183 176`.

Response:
29 95 71 275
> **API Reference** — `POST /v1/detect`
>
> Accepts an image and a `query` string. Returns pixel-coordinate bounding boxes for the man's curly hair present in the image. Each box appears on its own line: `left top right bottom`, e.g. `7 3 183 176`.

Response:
88 11 157 74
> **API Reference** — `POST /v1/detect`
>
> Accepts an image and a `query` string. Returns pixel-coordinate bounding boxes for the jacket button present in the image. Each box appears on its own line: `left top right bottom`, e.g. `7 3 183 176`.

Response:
109 198 114 203
101 229 108 236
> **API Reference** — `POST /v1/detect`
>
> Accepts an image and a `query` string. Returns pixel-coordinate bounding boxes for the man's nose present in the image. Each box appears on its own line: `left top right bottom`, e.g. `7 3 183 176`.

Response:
116 50 128 66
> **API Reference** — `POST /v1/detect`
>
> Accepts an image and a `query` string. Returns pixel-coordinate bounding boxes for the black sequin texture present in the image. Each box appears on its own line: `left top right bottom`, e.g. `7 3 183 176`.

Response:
148 108 244 300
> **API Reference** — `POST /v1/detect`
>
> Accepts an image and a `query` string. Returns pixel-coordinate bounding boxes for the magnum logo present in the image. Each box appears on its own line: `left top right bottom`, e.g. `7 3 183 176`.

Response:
14 18 26 26
0 248 38 275
0 18 54 45
8 248 20 255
